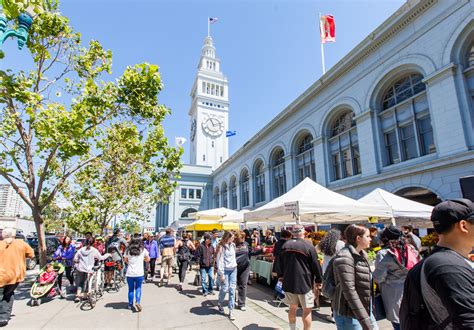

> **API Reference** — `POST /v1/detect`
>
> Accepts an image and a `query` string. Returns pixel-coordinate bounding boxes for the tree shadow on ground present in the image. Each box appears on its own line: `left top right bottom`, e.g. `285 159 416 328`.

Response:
242 324 278 330
189 300 222 316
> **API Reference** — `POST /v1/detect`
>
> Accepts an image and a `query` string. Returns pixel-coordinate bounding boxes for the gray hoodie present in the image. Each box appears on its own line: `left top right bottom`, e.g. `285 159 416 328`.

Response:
74 246 109 273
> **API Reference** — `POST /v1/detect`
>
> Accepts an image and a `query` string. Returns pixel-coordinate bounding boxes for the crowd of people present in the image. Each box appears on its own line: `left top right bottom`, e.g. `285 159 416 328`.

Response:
0 198 473 329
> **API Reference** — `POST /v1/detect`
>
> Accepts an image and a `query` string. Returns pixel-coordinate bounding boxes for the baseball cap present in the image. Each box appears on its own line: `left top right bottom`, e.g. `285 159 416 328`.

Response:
431 199 474 232
381 225 402 241
291 225 305 235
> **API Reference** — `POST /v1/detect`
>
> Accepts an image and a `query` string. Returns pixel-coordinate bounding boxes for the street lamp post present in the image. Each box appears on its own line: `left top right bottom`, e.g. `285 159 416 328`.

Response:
0 11 33 49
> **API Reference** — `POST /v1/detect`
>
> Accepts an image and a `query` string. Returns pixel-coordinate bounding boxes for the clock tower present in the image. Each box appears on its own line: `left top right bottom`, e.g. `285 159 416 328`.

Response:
189 36 229 170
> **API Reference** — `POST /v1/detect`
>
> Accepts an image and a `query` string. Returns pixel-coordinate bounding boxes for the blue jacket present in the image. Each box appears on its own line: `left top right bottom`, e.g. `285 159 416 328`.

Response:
53 244 76 266
144 239 159 259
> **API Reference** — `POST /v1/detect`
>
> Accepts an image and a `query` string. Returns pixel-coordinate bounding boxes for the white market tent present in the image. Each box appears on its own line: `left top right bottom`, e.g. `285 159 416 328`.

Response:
188 207 239 220
219 209 249 223
358 188 433 227
244 178 394 224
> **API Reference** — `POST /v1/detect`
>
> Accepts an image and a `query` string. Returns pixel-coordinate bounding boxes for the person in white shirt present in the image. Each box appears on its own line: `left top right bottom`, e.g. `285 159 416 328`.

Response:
216 231 238 321
124 238 150 312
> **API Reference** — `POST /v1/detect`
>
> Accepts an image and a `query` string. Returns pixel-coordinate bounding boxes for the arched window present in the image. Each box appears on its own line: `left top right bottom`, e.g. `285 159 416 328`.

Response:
271 149 286 198
240 169 250 208
213 187 220 208
379 73 435 165
181 208 197 219
221 182 228 208
254 160 265 204
230 176 237 210
295 133 316 183
465 42 474 114
328 111 360 181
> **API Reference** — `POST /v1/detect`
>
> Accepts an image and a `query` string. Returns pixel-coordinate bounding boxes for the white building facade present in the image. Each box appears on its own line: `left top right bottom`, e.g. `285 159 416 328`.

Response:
157 0 474 229
0 184 26 217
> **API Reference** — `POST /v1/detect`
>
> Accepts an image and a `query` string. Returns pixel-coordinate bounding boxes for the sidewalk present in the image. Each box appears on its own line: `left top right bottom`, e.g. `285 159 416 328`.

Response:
7 269 392 329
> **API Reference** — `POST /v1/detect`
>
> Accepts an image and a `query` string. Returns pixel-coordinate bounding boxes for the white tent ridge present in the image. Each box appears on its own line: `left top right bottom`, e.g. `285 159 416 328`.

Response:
244 178 393 224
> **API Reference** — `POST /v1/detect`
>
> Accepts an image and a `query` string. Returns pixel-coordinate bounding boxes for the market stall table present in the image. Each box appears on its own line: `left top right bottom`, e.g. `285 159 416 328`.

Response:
250 256 273 285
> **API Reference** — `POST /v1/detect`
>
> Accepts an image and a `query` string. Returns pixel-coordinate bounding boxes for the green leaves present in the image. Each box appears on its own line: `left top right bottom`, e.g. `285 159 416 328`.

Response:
1 0 57 19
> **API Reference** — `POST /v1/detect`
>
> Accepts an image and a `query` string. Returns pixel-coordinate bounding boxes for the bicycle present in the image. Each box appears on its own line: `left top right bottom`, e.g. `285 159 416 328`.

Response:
105 260 125 292
81 263 103 310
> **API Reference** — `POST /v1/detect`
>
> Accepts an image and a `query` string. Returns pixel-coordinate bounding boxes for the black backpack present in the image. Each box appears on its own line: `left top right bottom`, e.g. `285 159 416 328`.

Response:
321 256 337 300
399 255 451 330
177 239 191 261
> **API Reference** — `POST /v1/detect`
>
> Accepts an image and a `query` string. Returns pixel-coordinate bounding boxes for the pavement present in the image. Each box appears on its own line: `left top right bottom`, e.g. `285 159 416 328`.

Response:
6 268 392 329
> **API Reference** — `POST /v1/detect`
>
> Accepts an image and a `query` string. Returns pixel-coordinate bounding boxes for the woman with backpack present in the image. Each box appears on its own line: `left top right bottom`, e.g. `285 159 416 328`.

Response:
332 225 378 330
373 226 419 330
216 230 238 321
124 238 150 312
175 232 196 291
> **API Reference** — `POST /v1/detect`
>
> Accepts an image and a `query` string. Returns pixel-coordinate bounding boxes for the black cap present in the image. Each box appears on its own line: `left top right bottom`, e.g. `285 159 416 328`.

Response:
431 199 474 232
381 225 402 241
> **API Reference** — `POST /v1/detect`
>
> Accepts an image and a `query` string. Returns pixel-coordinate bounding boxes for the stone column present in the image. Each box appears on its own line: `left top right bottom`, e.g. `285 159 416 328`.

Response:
423 63 469 156
354 109 379 177
313 136 328 186
284 154 294 191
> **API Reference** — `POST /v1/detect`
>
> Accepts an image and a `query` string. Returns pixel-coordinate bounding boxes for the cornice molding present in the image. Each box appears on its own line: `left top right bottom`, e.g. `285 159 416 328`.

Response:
422 63 457 85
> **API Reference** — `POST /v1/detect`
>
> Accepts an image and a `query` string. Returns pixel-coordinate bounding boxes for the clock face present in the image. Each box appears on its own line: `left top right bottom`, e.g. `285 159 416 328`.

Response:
202 116 224 137
190 119 197 141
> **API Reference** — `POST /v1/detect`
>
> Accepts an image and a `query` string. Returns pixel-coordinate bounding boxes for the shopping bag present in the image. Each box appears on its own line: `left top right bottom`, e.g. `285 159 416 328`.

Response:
374 293 386 320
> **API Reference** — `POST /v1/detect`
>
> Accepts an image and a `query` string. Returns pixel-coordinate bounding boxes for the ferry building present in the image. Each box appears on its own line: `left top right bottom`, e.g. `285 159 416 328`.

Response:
156 0 474 229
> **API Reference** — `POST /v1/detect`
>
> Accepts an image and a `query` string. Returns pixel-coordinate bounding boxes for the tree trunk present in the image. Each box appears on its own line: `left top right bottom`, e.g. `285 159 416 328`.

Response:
33 210 47 267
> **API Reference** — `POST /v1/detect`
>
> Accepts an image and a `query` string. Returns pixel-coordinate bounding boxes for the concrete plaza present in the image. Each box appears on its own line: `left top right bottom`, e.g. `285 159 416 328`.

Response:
7 269 391 329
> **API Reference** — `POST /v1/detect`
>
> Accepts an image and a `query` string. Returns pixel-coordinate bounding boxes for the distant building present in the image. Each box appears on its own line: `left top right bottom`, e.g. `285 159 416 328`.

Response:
157 0 474 229
0 184 26 217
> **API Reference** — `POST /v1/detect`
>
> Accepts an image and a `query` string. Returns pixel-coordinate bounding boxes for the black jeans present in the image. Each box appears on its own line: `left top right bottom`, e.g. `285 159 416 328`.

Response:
149 258 157 278
0 283 18 322
178 260 189 284
58 266 74 288
237 265 250 307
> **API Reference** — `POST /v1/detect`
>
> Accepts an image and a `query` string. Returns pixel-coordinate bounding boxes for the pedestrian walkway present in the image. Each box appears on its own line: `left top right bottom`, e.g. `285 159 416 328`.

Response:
8 269 392 329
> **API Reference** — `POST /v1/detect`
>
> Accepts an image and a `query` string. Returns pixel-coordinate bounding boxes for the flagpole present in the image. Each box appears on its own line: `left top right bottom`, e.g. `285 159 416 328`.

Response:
319 13 326 75
208 17 210 37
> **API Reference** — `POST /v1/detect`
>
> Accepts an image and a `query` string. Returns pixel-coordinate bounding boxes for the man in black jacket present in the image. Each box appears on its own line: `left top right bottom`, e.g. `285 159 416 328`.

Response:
421 199 474 328
279 225 322 330
195 233 215 296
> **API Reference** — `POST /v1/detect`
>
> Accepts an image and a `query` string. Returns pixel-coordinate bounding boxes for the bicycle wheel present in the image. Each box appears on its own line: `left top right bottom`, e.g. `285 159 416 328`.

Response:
88 291 97 309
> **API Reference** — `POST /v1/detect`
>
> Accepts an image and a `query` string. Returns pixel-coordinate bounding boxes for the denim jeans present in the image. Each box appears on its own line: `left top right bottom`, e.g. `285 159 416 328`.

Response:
0 283 18 322
334 311 378 330
200 267 214 294
126 276 144 306
218 268 237 311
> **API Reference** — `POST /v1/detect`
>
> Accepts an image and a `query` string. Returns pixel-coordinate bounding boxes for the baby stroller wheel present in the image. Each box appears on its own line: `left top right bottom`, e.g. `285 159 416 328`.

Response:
33 298 41 306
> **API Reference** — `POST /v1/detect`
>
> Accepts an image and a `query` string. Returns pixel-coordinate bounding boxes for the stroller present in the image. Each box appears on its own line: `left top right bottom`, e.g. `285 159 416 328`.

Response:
30 262 66 306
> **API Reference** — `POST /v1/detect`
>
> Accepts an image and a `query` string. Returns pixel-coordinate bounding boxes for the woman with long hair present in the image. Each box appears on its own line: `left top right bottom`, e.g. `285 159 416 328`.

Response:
175 232 196 291
319 228 345 274
53 234 75 290
124 238 150 312
216 230 238 320
373 226 419 330
332 225 378 330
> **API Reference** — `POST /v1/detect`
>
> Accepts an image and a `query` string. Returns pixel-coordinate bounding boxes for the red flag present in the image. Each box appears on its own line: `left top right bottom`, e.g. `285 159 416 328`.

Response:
320 15 335 44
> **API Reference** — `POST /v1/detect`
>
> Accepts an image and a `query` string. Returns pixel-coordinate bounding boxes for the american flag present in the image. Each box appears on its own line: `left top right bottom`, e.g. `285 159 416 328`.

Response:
209 17 218 24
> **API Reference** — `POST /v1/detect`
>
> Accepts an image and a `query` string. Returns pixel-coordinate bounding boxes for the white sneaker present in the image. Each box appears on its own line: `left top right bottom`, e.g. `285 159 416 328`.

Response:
229 311 235 321
240 305 246 311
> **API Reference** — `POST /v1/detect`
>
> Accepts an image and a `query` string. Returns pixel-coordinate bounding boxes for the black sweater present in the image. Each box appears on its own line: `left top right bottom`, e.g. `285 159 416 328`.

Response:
279 238 322 294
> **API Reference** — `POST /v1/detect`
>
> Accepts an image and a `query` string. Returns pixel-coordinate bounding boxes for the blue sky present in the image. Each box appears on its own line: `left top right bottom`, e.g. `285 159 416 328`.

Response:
2 0 405 163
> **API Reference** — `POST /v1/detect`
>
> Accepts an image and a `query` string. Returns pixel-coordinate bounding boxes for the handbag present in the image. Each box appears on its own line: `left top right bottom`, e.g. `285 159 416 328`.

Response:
193 272 201 286
374 292 386 320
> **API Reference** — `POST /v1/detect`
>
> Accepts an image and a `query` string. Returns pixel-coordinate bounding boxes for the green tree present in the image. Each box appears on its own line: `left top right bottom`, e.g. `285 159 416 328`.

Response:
0 7 182 265
66 122 180 235
120 218 141 236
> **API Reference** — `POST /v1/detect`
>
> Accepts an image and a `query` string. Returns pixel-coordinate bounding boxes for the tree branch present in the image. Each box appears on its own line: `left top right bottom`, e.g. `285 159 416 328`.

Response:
40 155 101 212
0 171 34 208
36 145 59 200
